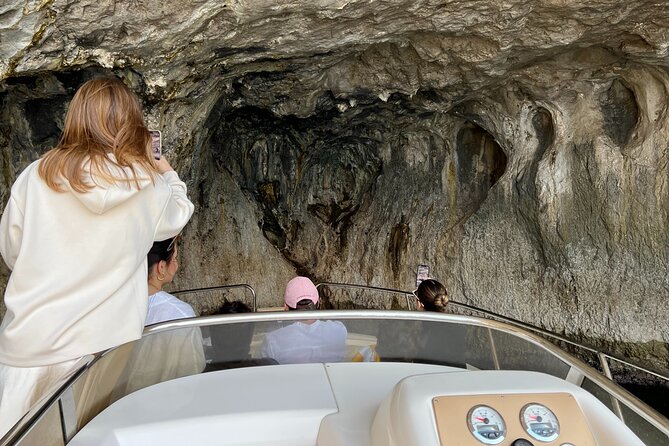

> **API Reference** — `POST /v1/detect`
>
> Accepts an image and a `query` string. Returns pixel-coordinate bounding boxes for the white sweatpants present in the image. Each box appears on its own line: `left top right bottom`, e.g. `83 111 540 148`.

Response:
0 358 80 437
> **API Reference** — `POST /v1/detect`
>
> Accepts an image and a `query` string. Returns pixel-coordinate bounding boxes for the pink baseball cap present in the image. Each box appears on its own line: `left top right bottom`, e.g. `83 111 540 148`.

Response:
284 276 319 308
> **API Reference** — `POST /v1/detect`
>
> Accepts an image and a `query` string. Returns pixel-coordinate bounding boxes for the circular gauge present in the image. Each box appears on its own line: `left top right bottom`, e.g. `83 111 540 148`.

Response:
520 403 560 442
467 405 506 444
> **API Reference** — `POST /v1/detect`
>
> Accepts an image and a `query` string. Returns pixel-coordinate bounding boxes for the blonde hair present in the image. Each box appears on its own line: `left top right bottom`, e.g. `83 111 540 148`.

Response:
38 77 156 192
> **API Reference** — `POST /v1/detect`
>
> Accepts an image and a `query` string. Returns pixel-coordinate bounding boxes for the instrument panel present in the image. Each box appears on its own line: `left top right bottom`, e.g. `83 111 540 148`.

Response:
432 393 595 446
467 405 506 444
520 403 560 442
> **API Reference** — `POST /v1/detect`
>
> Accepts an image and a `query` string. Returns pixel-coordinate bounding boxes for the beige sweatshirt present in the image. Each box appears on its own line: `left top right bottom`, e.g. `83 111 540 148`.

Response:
0 159 194 366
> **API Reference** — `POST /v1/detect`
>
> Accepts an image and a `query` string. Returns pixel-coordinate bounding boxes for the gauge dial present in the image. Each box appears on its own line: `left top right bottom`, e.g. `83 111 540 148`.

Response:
520 403 560 442
467 405 506 444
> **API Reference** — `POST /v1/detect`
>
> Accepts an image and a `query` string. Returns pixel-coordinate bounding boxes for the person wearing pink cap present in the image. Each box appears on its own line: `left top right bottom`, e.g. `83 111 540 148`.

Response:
260 276 347 364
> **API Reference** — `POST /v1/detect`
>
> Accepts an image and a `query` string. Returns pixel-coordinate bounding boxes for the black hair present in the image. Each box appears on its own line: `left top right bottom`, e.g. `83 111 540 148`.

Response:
287 298 317 311
147 236 178 271
218 300 252 314
416 279 449 312
208 300 254 368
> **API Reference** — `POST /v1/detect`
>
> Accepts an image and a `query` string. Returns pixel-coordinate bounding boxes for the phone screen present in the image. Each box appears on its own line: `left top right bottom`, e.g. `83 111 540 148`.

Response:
149 130 161 160
416 264 430 288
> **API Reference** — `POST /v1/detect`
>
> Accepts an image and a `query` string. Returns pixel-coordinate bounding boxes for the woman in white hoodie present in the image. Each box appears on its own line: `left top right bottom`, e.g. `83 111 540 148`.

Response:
0 77 194 434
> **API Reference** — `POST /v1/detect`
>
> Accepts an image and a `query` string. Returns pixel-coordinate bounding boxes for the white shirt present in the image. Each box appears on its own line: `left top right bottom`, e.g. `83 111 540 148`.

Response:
115 291 204 398
146 291 196 326
260 320 348 364
0 160 193 366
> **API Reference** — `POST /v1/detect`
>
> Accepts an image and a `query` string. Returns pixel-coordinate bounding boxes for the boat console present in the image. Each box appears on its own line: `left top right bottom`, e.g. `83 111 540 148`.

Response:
369 369 641 446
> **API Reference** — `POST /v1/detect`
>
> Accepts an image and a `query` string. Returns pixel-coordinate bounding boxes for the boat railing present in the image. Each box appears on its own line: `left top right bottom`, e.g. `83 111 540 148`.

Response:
167 281 668 386
316 281 669 384
3 284 669 446
167 281 668 387
172 283 257 312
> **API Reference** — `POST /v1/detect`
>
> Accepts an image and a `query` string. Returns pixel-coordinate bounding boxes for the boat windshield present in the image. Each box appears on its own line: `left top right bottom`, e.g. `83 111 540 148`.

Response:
4 311 669 446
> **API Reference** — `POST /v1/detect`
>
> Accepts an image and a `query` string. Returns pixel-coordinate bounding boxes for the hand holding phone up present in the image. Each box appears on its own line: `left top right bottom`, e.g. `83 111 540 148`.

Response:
154 156 174 174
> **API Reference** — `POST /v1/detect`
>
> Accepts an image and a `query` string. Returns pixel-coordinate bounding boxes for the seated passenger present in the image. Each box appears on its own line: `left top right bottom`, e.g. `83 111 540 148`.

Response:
412 278 468 367
261 277 347 364
204 300 278 371
109 237 205 400
219 299 252 315
414 279 449 312
146 236 196 324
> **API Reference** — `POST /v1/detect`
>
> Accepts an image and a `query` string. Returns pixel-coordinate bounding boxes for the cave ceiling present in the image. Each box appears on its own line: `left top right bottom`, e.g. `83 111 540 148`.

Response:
1 1 669 370
2 1 668 111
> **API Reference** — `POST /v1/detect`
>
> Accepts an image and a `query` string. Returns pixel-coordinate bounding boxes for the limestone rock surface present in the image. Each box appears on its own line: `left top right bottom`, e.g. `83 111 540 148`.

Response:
1 0 668 371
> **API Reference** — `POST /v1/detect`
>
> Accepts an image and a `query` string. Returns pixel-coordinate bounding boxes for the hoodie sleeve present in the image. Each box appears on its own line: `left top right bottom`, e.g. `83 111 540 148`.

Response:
154 170 195 242
0 196 25 271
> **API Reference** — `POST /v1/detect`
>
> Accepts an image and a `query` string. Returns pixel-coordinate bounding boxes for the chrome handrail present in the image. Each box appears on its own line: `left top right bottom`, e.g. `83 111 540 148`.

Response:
448 301 599 354
0 356 94 446
602 354 669 382
172 283 257 312
315 282 669 383
316 282 415 309
448 301 669 382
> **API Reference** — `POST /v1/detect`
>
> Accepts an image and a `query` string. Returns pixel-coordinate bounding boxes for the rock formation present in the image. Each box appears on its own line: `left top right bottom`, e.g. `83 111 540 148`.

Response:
1 0 668 372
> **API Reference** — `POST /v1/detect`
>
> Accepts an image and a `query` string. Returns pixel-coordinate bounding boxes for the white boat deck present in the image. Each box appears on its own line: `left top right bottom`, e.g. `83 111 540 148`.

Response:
68 363 644 446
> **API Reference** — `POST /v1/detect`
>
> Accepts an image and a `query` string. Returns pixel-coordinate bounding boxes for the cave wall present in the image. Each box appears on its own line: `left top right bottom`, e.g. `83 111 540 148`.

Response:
1 0 668 371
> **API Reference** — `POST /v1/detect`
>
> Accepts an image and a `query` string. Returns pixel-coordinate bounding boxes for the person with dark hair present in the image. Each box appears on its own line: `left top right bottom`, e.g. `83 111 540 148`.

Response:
204 300 272 371
414 279 449 312
218 300 252 314
0 77 193 434
411 278 468 367
146 236 196 325
260 277 347 364
109 236 203 399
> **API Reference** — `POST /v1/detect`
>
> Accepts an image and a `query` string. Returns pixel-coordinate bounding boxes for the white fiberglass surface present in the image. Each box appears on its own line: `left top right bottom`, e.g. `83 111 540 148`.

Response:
317 362 455 446
70 364 645 446
69 362 459 446
69 363 339 446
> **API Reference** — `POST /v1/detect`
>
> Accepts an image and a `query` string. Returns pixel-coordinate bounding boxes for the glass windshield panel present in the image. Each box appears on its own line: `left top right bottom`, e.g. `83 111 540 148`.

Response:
491 330 571 379
11 401 64 446
620 402 669 446
15 313 666 446
92 315 575 406
581 376 669 446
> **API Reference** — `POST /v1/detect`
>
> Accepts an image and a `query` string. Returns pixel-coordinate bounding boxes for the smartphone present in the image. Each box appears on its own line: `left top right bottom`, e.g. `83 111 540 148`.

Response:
416 264 430 288
149 130 162 160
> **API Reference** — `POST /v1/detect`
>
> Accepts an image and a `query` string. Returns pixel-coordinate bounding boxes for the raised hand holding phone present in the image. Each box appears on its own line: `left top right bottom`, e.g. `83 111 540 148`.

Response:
154 156 173 174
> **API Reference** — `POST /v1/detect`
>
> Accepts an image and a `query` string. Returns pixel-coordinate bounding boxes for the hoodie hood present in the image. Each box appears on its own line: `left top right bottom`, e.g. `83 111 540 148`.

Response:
66 155 154 215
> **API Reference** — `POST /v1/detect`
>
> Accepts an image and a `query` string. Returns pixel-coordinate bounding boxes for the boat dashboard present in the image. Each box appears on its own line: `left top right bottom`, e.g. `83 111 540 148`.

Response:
370 369 611 446
433 393 588 445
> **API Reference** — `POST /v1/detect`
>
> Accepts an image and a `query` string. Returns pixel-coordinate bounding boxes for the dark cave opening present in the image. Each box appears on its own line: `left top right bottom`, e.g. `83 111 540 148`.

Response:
600 78 639 147
455 121 508 213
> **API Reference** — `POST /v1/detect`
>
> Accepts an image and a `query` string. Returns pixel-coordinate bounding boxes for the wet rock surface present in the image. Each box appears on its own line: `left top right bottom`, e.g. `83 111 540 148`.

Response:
0 1 668 373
